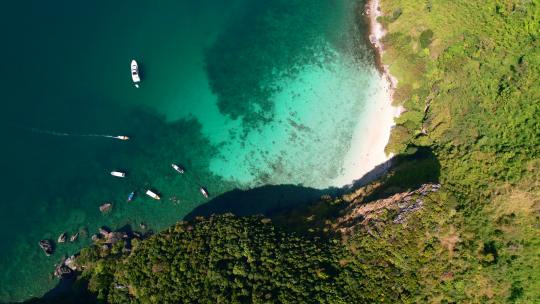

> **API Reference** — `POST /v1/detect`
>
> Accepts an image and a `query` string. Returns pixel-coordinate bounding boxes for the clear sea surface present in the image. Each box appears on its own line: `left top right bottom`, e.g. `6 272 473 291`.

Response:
0 0 383 301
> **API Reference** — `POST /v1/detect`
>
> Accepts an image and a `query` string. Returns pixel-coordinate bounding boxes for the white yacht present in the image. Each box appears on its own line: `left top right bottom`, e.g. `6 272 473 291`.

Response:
171 163 185 174
110 171 126 178
131 59 140 88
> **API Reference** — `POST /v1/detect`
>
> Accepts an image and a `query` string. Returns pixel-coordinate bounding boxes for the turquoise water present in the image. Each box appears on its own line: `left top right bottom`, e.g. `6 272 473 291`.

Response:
0 0 381 301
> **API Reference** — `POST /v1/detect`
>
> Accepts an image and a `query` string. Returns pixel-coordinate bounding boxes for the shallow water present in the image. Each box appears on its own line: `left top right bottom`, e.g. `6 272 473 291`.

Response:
0 0 382 301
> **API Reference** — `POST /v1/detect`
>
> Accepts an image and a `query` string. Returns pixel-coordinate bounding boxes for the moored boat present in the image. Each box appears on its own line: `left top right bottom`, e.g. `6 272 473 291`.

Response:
57 232 67 243
171 163 185 174
146 190 161 200
200 187 209 199
39 240 54 256
70 233 79 242
131 59 140 88
111 171 126 178
127 191 135 202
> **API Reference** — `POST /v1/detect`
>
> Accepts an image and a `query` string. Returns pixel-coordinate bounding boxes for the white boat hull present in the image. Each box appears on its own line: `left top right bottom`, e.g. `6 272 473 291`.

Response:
172 164 184 174
146 190 160 200
131 60 140 85
111 171 126 178
200 187 209 198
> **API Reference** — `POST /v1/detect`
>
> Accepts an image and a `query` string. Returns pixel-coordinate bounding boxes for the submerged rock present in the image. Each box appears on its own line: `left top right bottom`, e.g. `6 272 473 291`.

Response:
99 203 113 213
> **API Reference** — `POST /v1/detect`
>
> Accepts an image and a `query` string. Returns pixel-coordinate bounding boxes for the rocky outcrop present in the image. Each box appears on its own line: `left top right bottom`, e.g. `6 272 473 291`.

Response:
335 183 441 236
93 226 128 245
54 256 77 278
99 203 113 213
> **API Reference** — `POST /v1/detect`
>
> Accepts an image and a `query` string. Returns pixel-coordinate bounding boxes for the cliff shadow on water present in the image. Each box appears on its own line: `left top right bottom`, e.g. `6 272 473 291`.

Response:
184 184 340 220
185 146 441 222
356 146 442 201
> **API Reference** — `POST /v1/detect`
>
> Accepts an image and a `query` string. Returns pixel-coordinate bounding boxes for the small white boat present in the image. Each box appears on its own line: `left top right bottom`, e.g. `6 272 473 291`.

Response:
111 171 126 178
200 187 209 199
115 136 129 141
57 232 67 243
146 190 161 200
171 163 185 174
131 60 140 88
69 233 79 242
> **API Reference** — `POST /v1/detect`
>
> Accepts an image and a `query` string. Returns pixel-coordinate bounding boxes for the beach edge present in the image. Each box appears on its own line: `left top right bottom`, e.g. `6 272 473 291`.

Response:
333 0 403 187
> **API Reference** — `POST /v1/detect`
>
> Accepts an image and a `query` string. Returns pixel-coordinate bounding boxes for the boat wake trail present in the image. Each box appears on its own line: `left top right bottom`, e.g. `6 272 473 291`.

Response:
28 128 128 140
29 128 71 137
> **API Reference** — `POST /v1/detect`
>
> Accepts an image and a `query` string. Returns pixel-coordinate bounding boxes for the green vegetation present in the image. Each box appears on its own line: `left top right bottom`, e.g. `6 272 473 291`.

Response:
379 0 540 301
383 0 539 193
28 0 539 303
73 215 351 303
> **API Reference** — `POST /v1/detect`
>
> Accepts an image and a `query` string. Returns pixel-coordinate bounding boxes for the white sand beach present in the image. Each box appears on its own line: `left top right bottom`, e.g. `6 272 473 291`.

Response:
332 0 403 186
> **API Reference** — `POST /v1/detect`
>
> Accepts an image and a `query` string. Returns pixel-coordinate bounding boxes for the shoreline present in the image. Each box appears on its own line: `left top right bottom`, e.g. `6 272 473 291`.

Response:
334 0 402 187
365 0 399 88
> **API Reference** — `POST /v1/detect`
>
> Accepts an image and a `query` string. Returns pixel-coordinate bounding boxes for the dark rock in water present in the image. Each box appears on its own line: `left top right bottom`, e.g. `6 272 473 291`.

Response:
53 257 74 278
39 239 54 256
54 263 72 278
57 232 67 243
54 265 72 278
105 231 128 244
99 203 113 213
99 226 110 236
79 227 89 239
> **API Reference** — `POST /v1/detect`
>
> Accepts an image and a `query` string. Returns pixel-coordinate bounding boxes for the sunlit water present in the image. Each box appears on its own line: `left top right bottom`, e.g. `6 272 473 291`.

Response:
0 0 386 301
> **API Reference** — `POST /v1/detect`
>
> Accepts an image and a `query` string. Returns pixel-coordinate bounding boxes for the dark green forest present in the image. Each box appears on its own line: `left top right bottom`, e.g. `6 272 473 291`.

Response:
77 215 352 303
